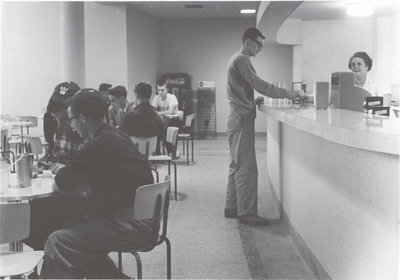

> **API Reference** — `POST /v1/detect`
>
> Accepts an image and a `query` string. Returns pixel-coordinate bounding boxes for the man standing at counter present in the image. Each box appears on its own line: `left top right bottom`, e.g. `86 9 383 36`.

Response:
224 27 298 226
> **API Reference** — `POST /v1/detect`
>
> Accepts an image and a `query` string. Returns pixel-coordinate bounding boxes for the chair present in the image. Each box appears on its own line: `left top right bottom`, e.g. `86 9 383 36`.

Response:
1 126 15 172
117 177 171 279
0 203 44 278
149 127 179 200
16 116 38 135
130 129 179 200
130 136 159 182
178 114 195 164
24 136 43 161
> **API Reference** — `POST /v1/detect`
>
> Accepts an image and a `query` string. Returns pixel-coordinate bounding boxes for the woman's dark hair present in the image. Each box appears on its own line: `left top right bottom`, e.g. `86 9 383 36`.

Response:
348 51 373 71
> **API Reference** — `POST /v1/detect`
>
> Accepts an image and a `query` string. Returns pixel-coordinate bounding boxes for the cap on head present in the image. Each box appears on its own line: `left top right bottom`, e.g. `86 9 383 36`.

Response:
242 27 265 42
67 88 108 118
108 85 128 98
47 81 80 113
50 81 81 105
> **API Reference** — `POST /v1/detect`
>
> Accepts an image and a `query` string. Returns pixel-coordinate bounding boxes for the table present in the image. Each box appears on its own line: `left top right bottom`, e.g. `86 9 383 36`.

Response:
1 172 55 251
1 172 55 201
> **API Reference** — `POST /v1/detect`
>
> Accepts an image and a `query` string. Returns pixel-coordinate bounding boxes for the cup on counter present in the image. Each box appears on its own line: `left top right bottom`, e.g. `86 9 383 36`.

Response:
15 153 34 187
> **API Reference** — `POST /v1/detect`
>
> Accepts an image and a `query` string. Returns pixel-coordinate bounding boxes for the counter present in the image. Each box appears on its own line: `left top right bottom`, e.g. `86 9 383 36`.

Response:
259 103 399 279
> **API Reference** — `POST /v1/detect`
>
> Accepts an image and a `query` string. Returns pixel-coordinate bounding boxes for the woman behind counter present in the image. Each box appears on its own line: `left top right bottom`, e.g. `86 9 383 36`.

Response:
348 51 391 103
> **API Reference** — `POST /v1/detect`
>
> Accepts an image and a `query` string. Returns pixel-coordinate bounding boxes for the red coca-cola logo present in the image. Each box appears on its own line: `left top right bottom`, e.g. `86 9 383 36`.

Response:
166 78 186 85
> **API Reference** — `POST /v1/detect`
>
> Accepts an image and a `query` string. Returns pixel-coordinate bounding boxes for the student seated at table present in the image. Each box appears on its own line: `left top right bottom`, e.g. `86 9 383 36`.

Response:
152 80 182 155
40 89 154 279
120 82 164 155
39 81 87 169
24 81 88 252
108 85 135 128
98 82 112 124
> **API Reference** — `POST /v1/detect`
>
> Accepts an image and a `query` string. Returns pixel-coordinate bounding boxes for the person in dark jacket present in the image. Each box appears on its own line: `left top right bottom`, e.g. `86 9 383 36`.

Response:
120 82 164 155
40 88 154 279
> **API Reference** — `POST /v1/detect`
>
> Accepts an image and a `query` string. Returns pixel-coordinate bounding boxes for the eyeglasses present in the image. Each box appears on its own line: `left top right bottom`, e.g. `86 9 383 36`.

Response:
251 38 263 49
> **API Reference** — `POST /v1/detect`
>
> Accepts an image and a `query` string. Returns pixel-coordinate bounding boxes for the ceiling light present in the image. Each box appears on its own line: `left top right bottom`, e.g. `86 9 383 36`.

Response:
346 2 374 17
240 9 256 14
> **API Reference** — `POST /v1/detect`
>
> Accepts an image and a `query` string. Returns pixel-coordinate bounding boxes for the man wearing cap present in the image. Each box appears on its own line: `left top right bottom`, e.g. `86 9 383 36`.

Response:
40 89 154 279
40 81 86 168
24 81 88 252
108 85 136 127
120 82 164 155
224 27 299 226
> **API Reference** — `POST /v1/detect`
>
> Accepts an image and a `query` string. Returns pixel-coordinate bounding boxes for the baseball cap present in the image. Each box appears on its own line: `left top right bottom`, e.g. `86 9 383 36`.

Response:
67 88 108 118
50 81 81 105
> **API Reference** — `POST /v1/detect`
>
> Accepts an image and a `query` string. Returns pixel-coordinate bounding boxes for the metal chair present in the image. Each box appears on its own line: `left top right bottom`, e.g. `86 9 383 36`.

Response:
130 136 159 182
117 177 172 279
131 127 179 200
16 116 38 135
178 114 195 164
1 126 15 172
0 203 44 278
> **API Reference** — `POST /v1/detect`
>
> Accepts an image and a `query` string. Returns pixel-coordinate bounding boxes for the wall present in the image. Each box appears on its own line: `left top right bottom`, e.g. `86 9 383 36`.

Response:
302 19 374 94
158 18 293 133
84 2 128 91
1 2 62 116
126 7 160 101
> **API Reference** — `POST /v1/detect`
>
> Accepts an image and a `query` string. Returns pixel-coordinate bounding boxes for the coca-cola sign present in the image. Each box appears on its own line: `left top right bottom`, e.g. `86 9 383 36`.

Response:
159 73 191 89
166 77 185 85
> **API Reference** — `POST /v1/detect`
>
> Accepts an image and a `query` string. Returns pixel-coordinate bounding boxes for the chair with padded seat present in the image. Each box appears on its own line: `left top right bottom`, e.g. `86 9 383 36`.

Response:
130 127 179 200
0 203 44 278
178 113 195 165
117 176 172 279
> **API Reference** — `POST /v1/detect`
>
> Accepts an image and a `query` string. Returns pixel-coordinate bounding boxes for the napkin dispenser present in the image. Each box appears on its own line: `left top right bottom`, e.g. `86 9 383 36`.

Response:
314 82 329 109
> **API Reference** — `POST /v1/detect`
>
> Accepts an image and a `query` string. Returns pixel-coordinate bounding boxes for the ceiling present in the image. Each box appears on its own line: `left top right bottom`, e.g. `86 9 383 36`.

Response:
290 0 400 20
127 0 399 20
128 1 260 19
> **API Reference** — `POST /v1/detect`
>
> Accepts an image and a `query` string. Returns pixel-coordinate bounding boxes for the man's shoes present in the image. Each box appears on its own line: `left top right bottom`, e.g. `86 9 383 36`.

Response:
224 208 238 218
238 214 270 226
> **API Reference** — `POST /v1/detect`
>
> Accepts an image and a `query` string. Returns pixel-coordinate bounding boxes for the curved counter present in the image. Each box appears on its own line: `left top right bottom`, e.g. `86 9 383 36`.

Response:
259 103 399 280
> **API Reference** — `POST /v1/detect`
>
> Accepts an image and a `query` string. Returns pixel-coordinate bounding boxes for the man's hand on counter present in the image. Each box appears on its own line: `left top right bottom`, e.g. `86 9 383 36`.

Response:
285 90 301 99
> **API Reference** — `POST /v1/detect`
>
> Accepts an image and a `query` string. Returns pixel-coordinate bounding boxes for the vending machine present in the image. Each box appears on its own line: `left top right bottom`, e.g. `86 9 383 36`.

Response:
159 73 193 116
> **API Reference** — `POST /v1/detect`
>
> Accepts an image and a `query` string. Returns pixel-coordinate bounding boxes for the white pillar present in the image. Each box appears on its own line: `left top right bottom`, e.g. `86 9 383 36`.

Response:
292 45 302 83
60 2 85 87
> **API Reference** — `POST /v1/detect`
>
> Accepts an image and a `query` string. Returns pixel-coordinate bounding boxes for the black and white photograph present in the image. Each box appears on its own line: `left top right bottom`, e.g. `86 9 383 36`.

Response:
1 0 399 279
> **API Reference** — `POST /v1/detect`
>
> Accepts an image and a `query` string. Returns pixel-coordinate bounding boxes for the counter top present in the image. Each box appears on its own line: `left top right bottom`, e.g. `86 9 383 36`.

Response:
258 103 399 155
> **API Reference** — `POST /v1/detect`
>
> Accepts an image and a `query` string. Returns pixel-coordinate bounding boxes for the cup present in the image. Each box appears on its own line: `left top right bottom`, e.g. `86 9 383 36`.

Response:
15 153 34 187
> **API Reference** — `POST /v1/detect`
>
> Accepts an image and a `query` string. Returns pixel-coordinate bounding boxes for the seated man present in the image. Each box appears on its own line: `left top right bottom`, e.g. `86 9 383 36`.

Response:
120 82 164 155
98 83 112 124
152 80 182 155
108 85 135 127
40 89 154 279
25 81 88 251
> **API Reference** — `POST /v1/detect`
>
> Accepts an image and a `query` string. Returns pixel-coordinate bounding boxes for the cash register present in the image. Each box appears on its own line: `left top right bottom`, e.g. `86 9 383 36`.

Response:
331 72 371 112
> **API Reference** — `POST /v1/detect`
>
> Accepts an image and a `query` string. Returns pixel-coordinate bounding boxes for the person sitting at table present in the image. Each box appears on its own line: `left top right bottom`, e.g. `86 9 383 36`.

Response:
39 81 87 169
40 88 155 279
348 51 391 101
108 85 135 127
25 81 88 253
120 82 164 155
152 80 182 155
98 82 112 124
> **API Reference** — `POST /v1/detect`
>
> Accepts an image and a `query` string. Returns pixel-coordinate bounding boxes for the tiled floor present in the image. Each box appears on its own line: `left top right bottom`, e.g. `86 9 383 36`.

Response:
111 136 317 279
